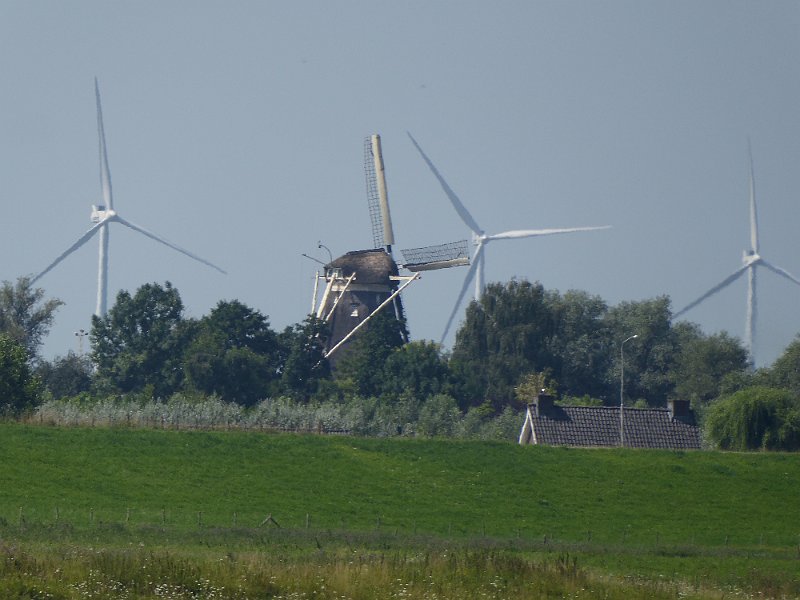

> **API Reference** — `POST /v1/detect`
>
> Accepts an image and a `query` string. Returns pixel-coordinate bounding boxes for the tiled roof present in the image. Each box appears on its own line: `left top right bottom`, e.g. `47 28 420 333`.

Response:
523 403 701 450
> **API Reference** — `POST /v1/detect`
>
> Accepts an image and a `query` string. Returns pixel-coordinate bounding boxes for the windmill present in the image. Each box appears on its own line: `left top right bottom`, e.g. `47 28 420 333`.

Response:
407 132 611 344
312 134 468 361
673 142 800 365
31 79 226 317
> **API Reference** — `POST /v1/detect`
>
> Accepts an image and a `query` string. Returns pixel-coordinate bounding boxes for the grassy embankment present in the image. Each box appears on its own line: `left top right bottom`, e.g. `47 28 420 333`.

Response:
0 424 798 598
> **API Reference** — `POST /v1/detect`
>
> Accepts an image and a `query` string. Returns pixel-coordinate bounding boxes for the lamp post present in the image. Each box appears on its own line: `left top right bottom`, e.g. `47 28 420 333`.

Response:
317 241 333 264
620 334 638 447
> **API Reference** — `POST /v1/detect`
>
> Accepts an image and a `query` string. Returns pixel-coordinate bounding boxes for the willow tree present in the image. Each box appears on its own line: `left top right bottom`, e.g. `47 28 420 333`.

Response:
704 386 800 451
0 276 63 360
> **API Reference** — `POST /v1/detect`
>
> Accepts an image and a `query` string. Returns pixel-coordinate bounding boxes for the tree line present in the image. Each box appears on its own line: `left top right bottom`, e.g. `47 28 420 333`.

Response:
2 275 800 449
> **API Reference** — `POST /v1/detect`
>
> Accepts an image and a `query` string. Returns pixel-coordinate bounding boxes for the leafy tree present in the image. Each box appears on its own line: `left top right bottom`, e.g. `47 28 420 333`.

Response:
670 324 748 407
704 386 800 451
450 280 556 408
546 290 611 400
0 333 41 414
451 282 616 408
766 336 800 394
0 276 63 360
36 351 93 399
513 370 557 408
183 300 281 406
379 340 452 400
91 282 188 397
604 296 676 407
334 309 406 398
279 316 331 400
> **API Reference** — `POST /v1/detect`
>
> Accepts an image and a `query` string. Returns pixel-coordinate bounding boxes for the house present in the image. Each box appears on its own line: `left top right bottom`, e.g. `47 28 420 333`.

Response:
518 395 701 449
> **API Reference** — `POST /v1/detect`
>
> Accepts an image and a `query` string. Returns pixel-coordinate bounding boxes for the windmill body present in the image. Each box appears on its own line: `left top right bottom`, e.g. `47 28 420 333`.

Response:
673 144 800 364
316 248 410 365
313 135 416 364
407 132 611 344
313 134 476 361
32 79 226 317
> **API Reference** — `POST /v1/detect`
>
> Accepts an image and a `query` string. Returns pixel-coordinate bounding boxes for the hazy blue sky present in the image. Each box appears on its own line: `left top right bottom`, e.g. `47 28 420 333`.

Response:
2 1 799 367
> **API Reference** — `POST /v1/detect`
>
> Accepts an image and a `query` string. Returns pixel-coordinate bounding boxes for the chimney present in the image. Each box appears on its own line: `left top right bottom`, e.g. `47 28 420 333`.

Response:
534 394 555 417
668 399 691 419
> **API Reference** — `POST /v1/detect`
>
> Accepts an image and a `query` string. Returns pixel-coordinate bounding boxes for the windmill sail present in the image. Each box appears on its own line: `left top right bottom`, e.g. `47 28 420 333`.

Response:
364 135 395 251
400 240 470 272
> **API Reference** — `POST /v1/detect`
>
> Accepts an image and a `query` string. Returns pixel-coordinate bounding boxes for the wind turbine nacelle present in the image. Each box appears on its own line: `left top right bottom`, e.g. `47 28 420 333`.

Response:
743 249 760 267
91 205 108 223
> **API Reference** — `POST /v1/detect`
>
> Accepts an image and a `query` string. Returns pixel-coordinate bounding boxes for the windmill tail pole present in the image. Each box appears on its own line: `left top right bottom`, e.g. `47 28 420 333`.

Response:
324 273 357 322
324 274 419 359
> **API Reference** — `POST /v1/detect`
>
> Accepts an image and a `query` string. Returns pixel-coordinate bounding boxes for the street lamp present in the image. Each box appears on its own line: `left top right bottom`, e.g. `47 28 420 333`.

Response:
620 334 638 447
317 241 333 264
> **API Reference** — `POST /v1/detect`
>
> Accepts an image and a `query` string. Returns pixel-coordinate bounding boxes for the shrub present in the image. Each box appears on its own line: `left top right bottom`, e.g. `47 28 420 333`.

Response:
0 334 40 415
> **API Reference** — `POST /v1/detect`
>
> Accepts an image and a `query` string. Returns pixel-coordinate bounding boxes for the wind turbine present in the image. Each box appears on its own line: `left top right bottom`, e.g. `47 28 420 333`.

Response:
32 79 226 317
407 132 611 344
673 142 800 364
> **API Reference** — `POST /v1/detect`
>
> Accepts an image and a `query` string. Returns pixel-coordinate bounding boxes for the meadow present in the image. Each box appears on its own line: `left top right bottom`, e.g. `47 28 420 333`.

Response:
0 424 798 598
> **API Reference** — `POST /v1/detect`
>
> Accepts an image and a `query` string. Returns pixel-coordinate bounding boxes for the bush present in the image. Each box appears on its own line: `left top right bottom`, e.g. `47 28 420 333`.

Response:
417 394 460 437
0 334 40 415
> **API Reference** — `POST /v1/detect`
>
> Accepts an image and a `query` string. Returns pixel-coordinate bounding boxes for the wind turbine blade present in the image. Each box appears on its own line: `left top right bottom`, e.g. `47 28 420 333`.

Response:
673 265 749 318
486 225 611 241
407 132 483 235
31 221 106 283
760 259 800 287
115 216 227 274
441 244 484 345
95 78 114 211
747 138 759 254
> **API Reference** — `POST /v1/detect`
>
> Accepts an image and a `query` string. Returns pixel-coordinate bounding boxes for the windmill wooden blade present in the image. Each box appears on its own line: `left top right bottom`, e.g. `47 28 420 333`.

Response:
400 240 470 272
364 135 395 250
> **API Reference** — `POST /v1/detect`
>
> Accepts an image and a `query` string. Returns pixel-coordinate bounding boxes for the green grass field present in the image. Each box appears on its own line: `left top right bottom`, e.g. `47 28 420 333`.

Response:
0 424 798 598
